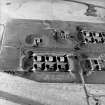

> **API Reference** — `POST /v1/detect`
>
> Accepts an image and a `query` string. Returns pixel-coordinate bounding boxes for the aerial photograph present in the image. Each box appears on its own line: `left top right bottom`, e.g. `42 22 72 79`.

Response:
0 0 105 105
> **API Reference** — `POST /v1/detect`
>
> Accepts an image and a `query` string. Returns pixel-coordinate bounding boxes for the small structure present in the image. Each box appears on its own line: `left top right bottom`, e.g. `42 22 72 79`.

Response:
78 29 105 44
85 4 97 17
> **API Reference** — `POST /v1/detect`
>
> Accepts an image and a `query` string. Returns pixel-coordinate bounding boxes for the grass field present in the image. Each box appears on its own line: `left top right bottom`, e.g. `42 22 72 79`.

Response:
0 0 105 105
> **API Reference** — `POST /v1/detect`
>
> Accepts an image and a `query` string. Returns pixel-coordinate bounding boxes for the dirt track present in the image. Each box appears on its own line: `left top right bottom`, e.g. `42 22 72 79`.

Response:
0 72 87 105
0 0 105 24
0 72 105 105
